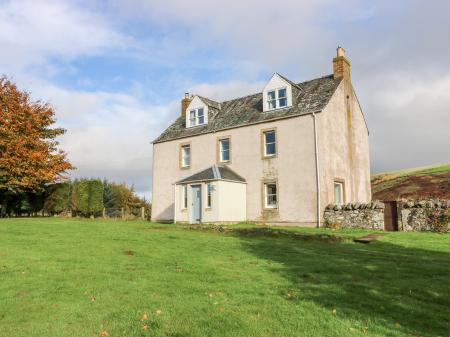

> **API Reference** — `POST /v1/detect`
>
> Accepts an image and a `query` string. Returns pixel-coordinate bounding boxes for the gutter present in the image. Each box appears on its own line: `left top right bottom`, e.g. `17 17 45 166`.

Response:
312 112 321 228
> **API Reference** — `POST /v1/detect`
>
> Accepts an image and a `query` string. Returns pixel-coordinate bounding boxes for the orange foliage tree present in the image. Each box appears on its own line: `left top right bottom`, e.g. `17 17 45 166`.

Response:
0 75 73 215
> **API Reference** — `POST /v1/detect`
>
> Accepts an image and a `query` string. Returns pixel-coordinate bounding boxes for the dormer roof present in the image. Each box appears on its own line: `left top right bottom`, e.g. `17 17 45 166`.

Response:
154 74 342 144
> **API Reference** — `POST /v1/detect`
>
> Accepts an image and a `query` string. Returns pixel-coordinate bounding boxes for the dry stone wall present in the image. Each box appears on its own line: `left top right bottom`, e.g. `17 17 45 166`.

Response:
323 202 385 230
397 199 450 232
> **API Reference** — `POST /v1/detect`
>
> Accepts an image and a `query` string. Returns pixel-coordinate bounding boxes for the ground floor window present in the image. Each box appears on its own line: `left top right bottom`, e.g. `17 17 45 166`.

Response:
206 183 212 208
183 185 188 209
334 181 344 205
264 182 277 208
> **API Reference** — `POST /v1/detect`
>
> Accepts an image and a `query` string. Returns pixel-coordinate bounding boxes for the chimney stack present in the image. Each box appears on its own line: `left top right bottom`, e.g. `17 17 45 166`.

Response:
181 92 192 118
333 46 351 81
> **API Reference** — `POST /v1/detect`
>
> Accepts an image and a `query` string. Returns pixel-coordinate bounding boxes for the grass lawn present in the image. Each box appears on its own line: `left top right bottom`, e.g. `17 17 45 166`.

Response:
0 219 449 337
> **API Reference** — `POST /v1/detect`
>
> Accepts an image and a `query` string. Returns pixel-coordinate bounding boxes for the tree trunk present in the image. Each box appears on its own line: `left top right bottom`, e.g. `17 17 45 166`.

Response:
1 197 7 218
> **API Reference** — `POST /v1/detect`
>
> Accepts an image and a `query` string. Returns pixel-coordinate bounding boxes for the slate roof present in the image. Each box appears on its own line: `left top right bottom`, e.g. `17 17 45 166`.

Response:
176 165 246 184
154 74 342 144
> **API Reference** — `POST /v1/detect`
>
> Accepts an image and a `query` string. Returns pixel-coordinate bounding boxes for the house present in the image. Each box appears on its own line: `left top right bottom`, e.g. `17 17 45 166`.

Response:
151 47 371 226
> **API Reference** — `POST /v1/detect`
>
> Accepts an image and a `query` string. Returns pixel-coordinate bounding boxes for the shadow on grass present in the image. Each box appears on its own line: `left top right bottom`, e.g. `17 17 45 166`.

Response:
239 234 450 336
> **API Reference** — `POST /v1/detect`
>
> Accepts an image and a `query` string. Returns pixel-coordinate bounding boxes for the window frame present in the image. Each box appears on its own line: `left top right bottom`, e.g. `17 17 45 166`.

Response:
206 183 212 208
266 87 288 111
179 142 191 169
334 180 345 205
182 185 188 209
187 107 207 127
261 128 277 159
263 181 278 209
217 136 231 163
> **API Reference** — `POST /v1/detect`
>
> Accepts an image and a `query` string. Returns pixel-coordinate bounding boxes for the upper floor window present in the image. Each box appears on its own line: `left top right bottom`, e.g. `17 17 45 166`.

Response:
264 182 278 209
188 108 205 127
334 181 344 205
180 144 191 168
218 138 230 163
263 129 276 157
267 88 287 110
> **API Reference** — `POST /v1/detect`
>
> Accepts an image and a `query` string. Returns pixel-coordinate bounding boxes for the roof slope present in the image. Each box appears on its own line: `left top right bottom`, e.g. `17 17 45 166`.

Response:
177 165 246 184
154 74 341 144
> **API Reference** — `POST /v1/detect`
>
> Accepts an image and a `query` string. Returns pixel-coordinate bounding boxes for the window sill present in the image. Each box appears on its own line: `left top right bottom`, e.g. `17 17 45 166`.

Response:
264 105 291 113
186 123 207 129
262 154 277 159
180 166 191 170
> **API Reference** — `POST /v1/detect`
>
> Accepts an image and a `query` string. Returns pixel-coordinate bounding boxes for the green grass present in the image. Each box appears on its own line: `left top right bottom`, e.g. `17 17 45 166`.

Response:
1 218 449 337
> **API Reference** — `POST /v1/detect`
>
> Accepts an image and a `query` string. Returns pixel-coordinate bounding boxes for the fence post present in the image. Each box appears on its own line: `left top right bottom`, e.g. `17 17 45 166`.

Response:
102 207 106 218
141 206 145 220
121 207 124 220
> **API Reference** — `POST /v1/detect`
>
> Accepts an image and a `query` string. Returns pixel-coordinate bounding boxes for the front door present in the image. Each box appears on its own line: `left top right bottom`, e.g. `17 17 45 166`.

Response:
191 185 202 224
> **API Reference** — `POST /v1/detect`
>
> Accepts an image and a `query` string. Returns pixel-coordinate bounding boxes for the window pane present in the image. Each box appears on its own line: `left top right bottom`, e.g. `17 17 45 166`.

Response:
278 98 287 107
221 149 229 161
267 91 275 100
278 88 286 98
183 186 188 208
189 110 196 118
198 115 204 124
265 183 277 207
265 131 275 143
265 143 275 155
189 117 196 126
182 146 190 166
197 108 204 117
220 139 229 151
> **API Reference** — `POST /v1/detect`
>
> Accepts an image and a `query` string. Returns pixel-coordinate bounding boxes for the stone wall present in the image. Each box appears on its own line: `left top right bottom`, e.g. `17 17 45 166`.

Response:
397 199 450 232
323 202 385 230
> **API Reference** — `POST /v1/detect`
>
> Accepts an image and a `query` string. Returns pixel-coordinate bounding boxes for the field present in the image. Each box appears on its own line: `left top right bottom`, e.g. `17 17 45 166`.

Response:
372 162 450 200
1 219 449 337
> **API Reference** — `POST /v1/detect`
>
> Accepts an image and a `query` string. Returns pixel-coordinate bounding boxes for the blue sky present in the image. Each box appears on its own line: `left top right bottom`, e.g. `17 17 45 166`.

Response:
1 0 449 199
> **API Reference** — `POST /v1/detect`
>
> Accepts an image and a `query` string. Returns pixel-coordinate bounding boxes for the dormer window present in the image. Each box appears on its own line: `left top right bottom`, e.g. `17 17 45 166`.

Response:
267 88 287 110
188 108 205 127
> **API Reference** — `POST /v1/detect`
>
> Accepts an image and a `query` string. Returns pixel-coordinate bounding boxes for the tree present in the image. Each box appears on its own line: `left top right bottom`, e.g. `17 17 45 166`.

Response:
0 76 73 216
44 182 72 215
71 179 103 217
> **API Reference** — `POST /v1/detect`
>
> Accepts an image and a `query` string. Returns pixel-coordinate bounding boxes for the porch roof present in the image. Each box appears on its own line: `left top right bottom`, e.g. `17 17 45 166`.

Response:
176 165 246 184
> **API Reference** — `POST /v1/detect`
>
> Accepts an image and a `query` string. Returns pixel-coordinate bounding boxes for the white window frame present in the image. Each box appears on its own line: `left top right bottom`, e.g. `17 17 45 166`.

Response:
188 107 206 127
334 181 344 205
264 182 278 209
206 183 212 208
219 138 230 163
267 87 288 111
181 144 190 168
263 130 276 157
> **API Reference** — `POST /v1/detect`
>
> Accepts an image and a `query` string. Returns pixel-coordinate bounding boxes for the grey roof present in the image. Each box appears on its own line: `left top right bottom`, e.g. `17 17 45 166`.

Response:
176 165 246 184
154 74 342 144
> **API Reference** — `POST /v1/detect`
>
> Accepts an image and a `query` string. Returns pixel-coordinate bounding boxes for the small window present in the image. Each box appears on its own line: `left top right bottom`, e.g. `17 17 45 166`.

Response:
188 108 206 127
264 183 277 208
206 183 212 208
182 185 188 209
263 130 276 157
334 181 344 205
219 138 230 162
267 88 288 110
181 144 190 168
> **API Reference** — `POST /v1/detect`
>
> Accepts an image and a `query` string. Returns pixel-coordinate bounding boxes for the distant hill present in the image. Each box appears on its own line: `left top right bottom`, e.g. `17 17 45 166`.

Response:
371 163 450 200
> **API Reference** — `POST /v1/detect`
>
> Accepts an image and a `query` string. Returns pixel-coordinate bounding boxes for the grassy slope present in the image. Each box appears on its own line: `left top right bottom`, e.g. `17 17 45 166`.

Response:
0 218 449 337
371 162 450 200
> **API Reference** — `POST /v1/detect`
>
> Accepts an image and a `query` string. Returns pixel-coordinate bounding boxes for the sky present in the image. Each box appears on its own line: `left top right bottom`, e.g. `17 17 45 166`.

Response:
1 0 449 199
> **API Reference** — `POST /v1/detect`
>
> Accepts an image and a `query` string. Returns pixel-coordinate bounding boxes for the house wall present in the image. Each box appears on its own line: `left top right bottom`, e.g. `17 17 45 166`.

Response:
318 80 371 216
152 116 318 224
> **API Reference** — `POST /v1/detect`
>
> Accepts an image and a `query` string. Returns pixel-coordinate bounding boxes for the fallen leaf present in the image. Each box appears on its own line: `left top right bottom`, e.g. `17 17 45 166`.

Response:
91 296 96 302
143 325 149 331
209 293 213 298
395 321 401 327
99 330 109 336
141 313 148 321
155 310 162 315
332 309 337 315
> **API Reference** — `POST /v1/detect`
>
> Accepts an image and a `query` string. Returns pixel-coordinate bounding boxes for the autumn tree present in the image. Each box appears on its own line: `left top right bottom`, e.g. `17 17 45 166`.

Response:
0 76 73 216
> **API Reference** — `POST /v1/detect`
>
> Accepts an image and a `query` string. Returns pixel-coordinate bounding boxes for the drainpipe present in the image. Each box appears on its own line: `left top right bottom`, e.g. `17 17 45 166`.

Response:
312 112 321 228
173 184 177 224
